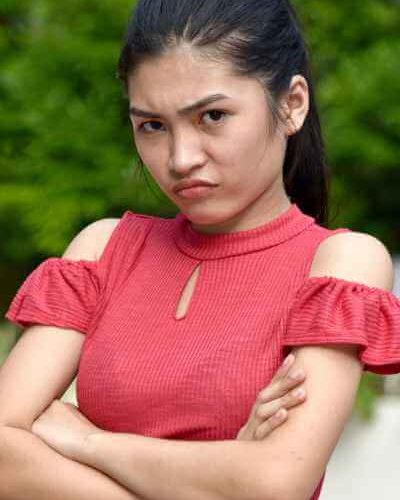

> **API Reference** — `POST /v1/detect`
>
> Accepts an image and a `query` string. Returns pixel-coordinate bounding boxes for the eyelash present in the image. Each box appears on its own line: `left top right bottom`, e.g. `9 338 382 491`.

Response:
136 109 228 134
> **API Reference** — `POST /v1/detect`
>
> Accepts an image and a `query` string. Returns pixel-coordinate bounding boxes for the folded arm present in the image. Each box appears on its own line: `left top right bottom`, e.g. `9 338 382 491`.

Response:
0 218 140 499
0 424 142 500
77 231 392 500
79 343 362 500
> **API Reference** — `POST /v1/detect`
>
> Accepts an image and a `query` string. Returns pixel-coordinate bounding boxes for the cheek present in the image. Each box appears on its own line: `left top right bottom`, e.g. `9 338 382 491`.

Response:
220 120 269 166
212 126 270 183
135 140 168 180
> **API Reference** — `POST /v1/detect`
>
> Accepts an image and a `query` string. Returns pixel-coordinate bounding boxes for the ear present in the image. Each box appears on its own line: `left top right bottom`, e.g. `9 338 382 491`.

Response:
281 75 309 136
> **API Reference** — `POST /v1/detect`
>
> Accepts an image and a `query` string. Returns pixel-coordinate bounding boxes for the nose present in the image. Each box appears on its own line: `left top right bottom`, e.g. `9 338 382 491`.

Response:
168 129 207 176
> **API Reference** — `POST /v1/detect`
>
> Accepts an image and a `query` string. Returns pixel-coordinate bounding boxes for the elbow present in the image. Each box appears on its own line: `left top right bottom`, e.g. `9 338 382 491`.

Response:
262 483 321 500
251 475 287 500
256 473 314 500
0 407 34 432
229 444 321 500
256 486 308 500
0 419 32 433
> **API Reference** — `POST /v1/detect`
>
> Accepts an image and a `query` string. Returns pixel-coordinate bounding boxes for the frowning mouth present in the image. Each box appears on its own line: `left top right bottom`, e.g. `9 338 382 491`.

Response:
175 185 218 199
172 179 218 199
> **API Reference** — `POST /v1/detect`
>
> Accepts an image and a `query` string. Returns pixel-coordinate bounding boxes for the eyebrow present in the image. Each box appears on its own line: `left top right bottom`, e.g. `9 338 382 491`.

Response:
129 93 231 119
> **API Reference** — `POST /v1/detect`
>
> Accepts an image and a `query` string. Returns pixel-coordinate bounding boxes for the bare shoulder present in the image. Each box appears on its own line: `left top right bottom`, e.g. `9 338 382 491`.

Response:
62 218 121 261
309 230 395 291
253 230 396 498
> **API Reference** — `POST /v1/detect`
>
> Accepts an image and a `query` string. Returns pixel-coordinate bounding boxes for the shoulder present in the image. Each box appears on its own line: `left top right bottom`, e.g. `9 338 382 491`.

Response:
260 231 396 498
309 230 395 291
62 218 121 261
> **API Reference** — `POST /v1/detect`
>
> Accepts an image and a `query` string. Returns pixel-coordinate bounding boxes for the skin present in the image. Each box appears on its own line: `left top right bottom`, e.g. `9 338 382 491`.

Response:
127 44 309 233
30 353 305 458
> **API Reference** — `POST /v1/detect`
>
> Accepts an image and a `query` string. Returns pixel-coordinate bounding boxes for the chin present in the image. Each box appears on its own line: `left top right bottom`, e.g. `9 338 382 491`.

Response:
180 204 237 227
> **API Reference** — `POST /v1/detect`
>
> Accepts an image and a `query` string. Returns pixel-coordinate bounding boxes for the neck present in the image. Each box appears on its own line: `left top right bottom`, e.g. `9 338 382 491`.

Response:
190 192 292 235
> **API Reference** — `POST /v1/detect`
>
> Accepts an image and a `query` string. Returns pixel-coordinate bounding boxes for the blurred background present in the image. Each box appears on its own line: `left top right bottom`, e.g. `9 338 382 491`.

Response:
0 0 399 498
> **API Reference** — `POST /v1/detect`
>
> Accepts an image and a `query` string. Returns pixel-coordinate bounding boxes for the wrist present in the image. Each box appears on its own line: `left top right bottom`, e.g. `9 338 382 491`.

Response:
81 430 108 468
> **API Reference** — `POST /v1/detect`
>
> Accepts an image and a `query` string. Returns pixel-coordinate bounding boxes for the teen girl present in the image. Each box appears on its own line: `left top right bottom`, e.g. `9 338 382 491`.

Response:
2 1 400 499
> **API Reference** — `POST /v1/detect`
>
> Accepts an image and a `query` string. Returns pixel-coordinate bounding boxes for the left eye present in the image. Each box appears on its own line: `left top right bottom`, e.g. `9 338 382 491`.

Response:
202 110 227 124
136 110 227 135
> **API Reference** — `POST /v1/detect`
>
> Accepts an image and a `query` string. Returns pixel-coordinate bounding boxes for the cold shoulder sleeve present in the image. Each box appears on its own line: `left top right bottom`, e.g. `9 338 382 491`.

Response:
4 211 156 335
282 276 400 375
4 257 100 334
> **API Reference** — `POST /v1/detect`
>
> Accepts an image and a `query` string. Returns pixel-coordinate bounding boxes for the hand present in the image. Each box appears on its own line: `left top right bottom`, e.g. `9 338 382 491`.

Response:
31 400 103 462
236 353 306 440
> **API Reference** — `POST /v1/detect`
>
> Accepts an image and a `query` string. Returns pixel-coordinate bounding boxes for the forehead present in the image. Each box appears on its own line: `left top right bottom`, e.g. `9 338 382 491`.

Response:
127 47 263 112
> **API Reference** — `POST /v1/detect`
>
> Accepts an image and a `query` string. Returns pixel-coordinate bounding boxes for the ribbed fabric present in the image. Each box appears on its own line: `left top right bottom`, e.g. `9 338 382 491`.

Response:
283 276 400 375
174 203 315 259
5 258 100 333
5 203 400 500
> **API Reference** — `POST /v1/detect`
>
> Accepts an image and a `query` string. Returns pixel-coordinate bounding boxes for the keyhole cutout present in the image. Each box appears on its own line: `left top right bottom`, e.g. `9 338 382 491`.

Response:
175 264 201 320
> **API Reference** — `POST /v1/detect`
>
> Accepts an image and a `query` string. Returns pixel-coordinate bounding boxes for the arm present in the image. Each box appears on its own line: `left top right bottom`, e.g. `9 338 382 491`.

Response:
73 232 393 500
78 342 360 500
0 218 119 430
0 424 142 500
0 218 143 498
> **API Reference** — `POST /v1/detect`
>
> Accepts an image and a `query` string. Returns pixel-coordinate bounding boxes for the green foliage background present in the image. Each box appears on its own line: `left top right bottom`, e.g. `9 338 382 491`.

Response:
0 0 399 419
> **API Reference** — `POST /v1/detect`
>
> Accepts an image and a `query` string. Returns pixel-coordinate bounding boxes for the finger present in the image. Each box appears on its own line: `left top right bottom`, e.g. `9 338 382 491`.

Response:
256 384 306 420
255 398 282 420
255 386 308 441
283 368 306 392
281 385 307 409
242 396 279 438
254 408 288 440
272 353 296 382
257 366 305 404
256 354 296 404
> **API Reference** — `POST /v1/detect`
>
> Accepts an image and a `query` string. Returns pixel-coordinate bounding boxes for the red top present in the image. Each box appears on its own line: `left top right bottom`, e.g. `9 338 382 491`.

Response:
5 203 400 500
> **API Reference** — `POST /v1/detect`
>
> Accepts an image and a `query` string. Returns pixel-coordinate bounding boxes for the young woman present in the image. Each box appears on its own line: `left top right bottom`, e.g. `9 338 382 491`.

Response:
2 1 400 499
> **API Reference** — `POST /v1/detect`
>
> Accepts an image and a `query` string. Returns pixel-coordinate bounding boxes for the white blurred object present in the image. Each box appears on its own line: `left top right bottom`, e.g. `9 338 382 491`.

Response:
384 256 400 395
321 255 400 498
321 396 400 499
393 256 400 297
61 377 77 405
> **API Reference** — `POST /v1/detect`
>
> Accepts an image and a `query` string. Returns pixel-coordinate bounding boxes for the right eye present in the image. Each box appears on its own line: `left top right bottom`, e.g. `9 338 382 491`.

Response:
137 121 165 134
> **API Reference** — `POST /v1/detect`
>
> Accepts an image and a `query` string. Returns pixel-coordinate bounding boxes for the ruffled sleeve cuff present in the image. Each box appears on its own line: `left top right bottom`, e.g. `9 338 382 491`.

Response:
4 257 100 335
283 276 400 375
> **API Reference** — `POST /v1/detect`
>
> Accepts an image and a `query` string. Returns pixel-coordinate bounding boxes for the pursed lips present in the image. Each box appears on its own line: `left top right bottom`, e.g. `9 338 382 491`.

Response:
172 179 218 193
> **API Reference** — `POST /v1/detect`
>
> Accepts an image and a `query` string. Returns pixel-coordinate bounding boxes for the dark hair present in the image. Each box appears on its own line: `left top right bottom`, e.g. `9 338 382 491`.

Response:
117 0 331 226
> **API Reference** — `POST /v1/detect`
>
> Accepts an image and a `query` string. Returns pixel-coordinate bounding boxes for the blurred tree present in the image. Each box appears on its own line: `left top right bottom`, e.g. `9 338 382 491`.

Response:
0 0 173 268
293 0 400 247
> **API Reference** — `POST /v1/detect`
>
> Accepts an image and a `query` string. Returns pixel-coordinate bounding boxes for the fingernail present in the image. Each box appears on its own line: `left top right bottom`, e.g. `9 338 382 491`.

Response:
283 354 293 367
275 408 286 419
289 369 304 380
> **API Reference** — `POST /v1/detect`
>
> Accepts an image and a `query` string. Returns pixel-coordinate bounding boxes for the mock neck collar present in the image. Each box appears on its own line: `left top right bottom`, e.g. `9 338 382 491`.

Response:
173 203 315 260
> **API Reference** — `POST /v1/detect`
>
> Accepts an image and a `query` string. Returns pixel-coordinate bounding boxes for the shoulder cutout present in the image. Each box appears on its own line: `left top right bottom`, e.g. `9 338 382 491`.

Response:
309 231 395 291
62 218 121 262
